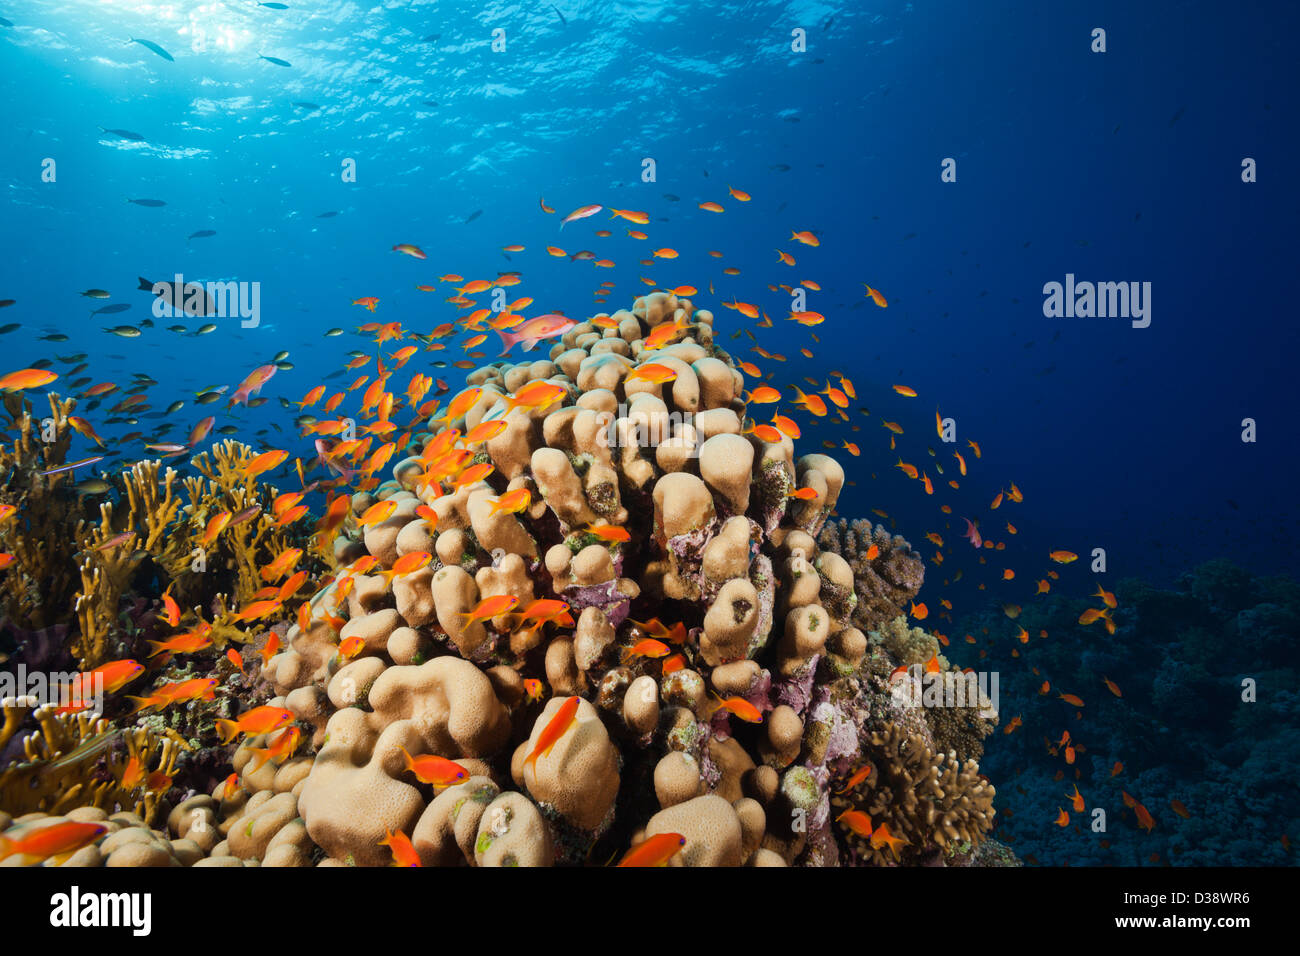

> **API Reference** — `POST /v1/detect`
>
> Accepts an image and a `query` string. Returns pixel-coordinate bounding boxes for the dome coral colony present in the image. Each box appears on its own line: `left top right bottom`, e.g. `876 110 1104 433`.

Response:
0 290 1005 867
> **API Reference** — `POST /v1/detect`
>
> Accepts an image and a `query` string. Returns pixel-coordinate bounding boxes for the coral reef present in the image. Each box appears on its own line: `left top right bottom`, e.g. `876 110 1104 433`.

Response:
0 293 1007 867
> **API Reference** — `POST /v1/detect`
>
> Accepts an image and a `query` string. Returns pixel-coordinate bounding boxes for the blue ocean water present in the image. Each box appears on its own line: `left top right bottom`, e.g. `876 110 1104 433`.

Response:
0 0 1296 865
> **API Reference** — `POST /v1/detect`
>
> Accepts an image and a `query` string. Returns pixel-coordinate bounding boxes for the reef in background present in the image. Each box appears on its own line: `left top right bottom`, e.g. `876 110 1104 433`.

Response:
974 559 1299 866
0 293 1013 867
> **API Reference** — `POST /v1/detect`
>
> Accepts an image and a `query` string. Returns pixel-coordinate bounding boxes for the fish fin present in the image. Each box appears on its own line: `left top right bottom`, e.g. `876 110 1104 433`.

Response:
519 336 539 353
495 328 516 357
137 276 155 291
215 718 239 745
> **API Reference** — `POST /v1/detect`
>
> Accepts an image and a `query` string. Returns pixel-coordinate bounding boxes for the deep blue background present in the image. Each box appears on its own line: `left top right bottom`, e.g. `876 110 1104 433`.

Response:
0 0 1295 865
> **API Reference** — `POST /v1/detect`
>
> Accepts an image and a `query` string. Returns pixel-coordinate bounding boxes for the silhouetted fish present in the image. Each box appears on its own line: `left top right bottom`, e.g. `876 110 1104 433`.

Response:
128 198 167 207
465 209 483 224
130 37 174 61
552 5 567 25
91 303 131 316
317 211 338 218
293 102 320 110
260 54 292 67
138 276 216 317
188 229 216 240
100 127 145 141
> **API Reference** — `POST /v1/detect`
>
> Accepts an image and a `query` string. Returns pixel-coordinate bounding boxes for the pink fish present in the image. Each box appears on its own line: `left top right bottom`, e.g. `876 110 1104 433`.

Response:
496 313 576 355
314 439 358 482
961 517 982 549
560 204 602 228
228 365 277 408
187 416 215 448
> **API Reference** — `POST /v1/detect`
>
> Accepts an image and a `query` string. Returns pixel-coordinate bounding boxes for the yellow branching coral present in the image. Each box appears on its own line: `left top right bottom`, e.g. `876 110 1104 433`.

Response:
0 392 94 632
832 725 996 864
0 701 184 825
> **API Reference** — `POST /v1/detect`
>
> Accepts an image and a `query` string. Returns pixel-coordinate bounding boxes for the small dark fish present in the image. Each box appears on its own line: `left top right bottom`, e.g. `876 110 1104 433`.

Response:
188 229 217 240
103 325 141 337
0 300 14 309
465 209 483 224
422 34 441 42
138 276 215 317
1169 107 1184 127
100 127 145 141
80 289 110 298
769 164 791 171
1227 499 1240 510
551 4 567 26
129 37 174 62
258 2 290 8
823 15 835 30
30 358 53 369
663 193 680 201
0 323 18 334
91 303 131 316
128 198 167 207
217 425 239 435
316 210 338 218
75 478 113 495
0 16 12 28
259 54 292 68
292 102 320 110
39 333 69 342
421 100 439 107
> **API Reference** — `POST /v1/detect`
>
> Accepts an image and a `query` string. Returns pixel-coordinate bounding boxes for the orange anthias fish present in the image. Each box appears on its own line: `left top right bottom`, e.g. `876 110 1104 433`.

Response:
248 726 302 770
837 809 874 838
398 746 469 789
710 693 762 723
526 696 582 771
585 523 631 543
379 828 422 867
0 368 58 391
834 765 872 794
0 821 107 862
489 488 532 516
616 832 686 867
215 705 295 744
870 822 906 860
461 594 518 627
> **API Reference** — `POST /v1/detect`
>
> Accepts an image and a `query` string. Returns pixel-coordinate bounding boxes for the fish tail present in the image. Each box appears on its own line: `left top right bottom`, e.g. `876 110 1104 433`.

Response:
137 276 154 291
146 640 167 659
125 695 154 714
496 328 517 357
215 718 240 745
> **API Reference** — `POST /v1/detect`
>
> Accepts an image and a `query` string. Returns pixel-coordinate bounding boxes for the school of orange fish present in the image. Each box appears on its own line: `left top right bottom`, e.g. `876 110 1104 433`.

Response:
0 188 1184 865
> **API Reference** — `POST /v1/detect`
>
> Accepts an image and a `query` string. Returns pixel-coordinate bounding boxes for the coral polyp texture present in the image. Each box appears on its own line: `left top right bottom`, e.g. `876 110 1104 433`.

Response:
0 293 1007 867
